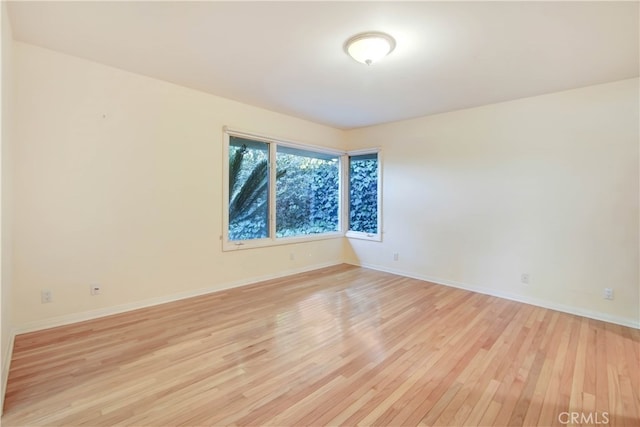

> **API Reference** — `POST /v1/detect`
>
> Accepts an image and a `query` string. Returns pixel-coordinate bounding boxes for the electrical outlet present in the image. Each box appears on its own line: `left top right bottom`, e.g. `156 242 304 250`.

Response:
41 290 52 304
520 273 530 285
90 284 102 296
289 253 295 261
393 253 399 261
603 288 614 300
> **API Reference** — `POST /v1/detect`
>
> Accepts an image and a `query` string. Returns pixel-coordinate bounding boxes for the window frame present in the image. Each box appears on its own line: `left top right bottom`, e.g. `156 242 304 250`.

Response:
222 127 345 251
345 148 383 242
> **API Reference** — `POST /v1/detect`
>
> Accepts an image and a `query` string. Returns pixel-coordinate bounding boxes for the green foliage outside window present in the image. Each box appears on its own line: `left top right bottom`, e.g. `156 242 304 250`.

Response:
349 155 378 234
228 136 378 241
276 150 339 237
228 139 270 240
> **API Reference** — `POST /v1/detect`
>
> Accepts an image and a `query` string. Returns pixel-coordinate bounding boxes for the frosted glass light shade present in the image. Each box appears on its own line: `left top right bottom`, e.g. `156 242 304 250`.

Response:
345 32 396 65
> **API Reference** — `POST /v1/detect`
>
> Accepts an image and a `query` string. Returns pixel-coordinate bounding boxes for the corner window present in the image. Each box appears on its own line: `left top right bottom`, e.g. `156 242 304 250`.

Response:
347 150 381 241
223 129 381 249
223 130 344 250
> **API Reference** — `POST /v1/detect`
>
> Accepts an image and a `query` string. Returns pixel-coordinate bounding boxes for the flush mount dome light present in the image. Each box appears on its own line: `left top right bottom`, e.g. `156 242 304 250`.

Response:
345 32 396 65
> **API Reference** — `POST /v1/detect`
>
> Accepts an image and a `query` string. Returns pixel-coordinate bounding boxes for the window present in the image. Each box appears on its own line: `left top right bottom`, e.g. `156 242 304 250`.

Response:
223 130 343 250
223 129 381 249
347 151 381 241
228 137 270 241
276 146 340 237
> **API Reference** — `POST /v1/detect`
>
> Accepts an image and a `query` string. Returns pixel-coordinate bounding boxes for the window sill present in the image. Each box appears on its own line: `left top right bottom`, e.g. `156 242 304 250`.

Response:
223 231 344 251
345 231 382 242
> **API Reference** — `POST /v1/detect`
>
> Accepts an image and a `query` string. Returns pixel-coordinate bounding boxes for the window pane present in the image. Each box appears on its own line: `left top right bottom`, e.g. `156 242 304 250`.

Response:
276 146 340 237
228 136 269 241
349 153 378 234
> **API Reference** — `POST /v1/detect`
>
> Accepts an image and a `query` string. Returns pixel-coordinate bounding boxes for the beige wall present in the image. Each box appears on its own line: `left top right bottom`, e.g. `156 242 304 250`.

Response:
1 0 15 411
8 40 640 333
12 43 345 328
344 78 640 327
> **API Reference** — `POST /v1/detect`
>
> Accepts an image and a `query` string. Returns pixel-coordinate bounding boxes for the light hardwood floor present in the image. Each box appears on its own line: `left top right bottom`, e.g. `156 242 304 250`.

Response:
2 264 639 426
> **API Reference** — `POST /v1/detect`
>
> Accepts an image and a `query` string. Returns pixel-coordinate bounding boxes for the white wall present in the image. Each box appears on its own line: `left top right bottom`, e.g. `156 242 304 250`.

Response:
344 78 640 328
12 43 345 329
1 0 15 413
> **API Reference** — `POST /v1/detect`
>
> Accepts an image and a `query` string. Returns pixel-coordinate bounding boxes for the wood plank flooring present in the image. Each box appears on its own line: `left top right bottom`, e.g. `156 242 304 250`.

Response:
2 264 639 426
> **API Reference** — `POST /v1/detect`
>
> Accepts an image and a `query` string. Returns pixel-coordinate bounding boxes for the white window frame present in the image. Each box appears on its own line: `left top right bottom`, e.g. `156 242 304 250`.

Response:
222 127 345 251
345 148 383 242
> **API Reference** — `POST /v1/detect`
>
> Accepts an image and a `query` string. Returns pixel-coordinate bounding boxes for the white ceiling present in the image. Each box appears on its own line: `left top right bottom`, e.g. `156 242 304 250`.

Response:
7 1 639 129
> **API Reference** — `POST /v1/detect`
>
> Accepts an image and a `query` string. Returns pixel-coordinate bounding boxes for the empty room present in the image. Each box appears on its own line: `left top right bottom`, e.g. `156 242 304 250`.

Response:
0 1 638 426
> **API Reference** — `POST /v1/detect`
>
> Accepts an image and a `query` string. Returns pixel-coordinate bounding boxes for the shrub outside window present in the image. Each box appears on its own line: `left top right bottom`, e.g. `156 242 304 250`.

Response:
276 146 340 238
223 129 380 250
347 150 381 241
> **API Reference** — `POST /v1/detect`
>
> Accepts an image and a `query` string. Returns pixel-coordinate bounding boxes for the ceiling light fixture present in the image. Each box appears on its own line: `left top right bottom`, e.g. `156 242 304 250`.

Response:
344 32 396 65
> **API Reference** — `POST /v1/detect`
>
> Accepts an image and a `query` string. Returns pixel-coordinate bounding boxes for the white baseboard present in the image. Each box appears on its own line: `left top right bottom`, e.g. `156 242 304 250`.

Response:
10 259 639 339
1 328 16 416
14 261 341 335
350 261 640 330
